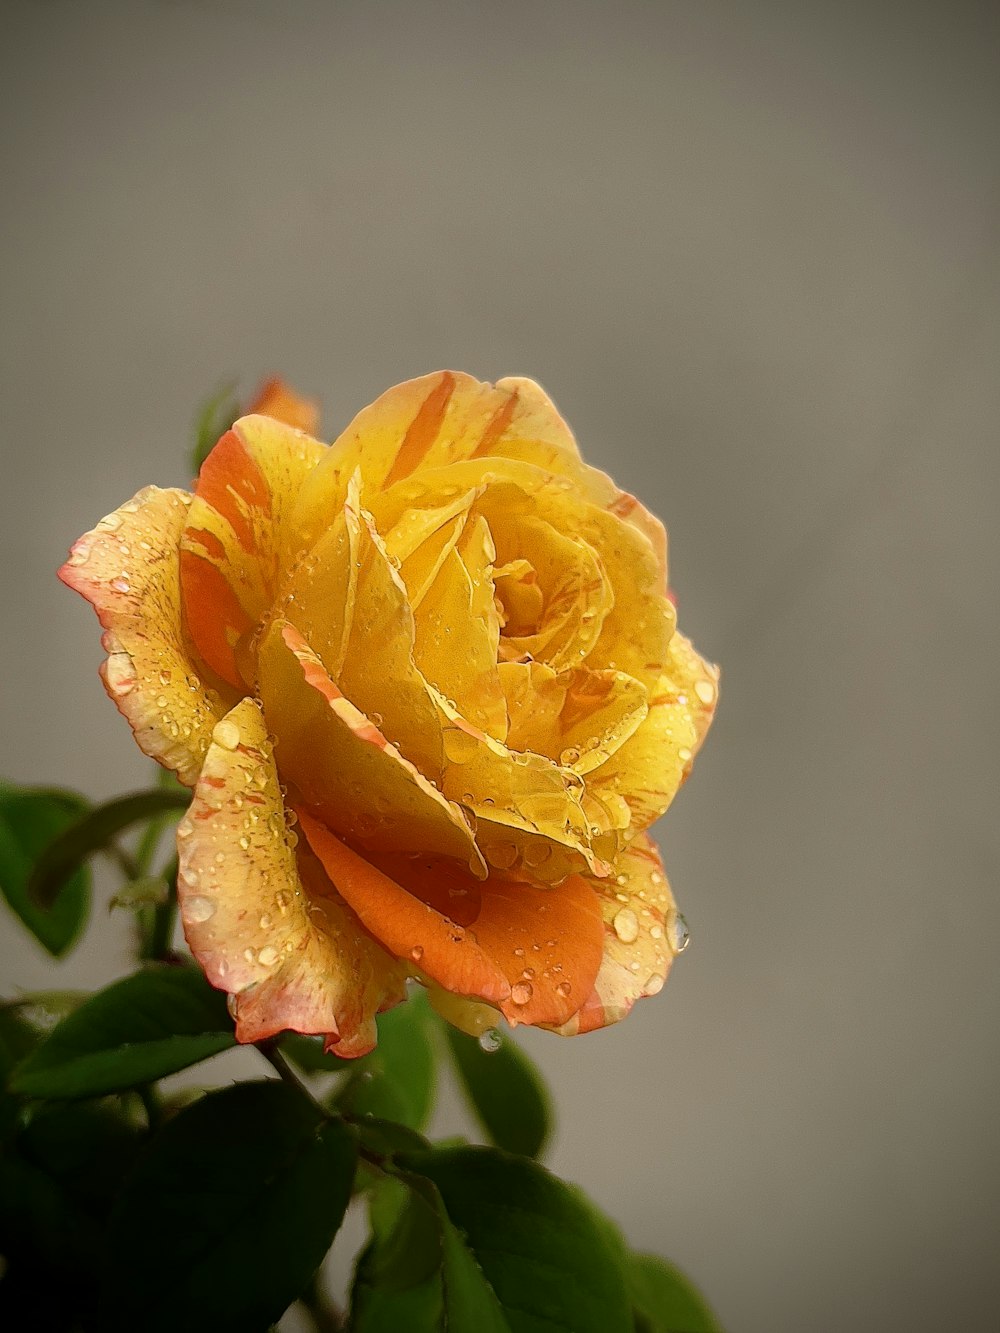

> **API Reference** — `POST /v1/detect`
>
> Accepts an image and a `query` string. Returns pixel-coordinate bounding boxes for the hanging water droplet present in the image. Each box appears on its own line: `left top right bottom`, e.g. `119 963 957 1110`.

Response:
510 981 533 1006
186 895 215 923
666 910 690 954
478 1027 502 1054
613 908 639 943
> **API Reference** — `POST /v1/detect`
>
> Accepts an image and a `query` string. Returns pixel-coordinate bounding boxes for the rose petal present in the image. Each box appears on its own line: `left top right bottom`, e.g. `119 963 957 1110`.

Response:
177 698 406 1054
58 486 226 786
180 415 326 684
590 634 720 832
549 833 679 1035
258 620 485 876
299 815 605 1028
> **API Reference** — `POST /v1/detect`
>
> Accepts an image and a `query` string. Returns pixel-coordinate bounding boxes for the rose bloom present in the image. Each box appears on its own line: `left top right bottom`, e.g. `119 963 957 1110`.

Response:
60 373 717 1055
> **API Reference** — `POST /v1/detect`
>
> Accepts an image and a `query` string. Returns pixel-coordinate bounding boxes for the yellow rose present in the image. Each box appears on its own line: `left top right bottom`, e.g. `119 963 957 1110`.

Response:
59 372 717 1055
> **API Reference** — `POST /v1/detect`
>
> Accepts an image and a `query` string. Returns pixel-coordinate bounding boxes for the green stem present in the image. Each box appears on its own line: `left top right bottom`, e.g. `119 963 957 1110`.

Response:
257 1040 331 1117
137 1083 163 1131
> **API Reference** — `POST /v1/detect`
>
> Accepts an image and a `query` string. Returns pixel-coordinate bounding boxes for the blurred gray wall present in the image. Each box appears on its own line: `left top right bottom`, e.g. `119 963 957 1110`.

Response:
2 2 998 1329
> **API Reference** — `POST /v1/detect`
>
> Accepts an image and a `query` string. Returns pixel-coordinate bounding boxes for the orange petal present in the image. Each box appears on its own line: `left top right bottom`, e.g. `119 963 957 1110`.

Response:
58 486 226 786
550 833 681 1035
247 376 320 436
299 815 605 1028
180 415 326 684
176 697 405 1055
258 620 484 875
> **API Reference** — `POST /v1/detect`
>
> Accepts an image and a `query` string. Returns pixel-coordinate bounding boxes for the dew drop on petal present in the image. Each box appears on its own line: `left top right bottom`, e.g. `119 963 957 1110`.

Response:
650 923 663 940
613 908 640 943
556 980 572 998
486 842 518 870
559 746 581 766
644 972 666 995
258 946 279 967
110 575 130 594
259 912 272 929
667 910 690 954
511 981 533 1006
243 947 256 963
67 542 91 567
179 866 199 887
695 679 716 705
478 1027 502 1054
212 719 241 751
186 895 215 923
410 945 424 962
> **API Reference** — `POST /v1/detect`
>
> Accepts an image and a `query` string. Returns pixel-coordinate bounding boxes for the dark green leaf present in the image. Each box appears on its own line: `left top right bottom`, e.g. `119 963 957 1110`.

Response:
11 966 234 1099
444 1025 552 1158
336 990 436 1132
18 1099 142 1217
350 1187 445 1332
387 1145 633 1333
28 789 190 910
0 992 86 1088
0 786 91 954
628 1252 722 1333
103 1080 358 1333
192 381 240 471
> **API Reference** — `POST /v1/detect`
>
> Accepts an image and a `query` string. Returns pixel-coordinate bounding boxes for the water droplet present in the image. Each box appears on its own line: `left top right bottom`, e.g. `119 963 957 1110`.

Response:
695 679 715 705
667 910 690 954
186 895 215 923
67 541 91 567
650 923 663 940
478 1027 502 1053
238 835 250 850
510 980 533 1006
559 745 581 766
678 747 692 763
523 841 552 867
179 866 200 887
214 851 225 865
613 908 639 943
176 820 193 839
258 946 279 967
212 718 241 751
110 575 130 594
158 669 172 685
226 993 238 1018
243 947 256 963
259 912 272 929
275 890 292 915
521 967 535 979
410 945 424 962
101 513 122 531
643 972 666 995
556 980 572 998
486 842 518 870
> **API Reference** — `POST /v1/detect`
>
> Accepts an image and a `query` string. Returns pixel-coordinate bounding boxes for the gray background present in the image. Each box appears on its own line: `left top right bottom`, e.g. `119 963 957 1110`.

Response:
2 2 998 1329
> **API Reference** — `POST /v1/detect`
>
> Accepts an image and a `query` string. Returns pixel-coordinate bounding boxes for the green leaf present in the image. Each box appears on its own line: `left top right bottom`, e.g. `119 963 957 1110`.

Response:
102 1080 358 1333
336 990 437 1132
11 966 235 1099
351 1188 445 1332
27 789 190 910
17 1099 142 1218
627 1252 722 1333
444 1025 552 1158
0 992 86 1083
0 786 91 955
192 381 240 471
379 1145 633 1333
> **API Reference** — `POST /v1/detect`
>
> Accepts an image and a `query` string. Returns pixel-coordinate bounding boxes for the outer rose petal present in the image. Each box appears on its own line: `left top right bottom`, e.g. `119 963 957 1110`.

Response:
258 620 485 875
180 414 326 684
58 486 226 785
550 833 681 1035
177 698 405 1056
590 634 720 832
299 815 605 1029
